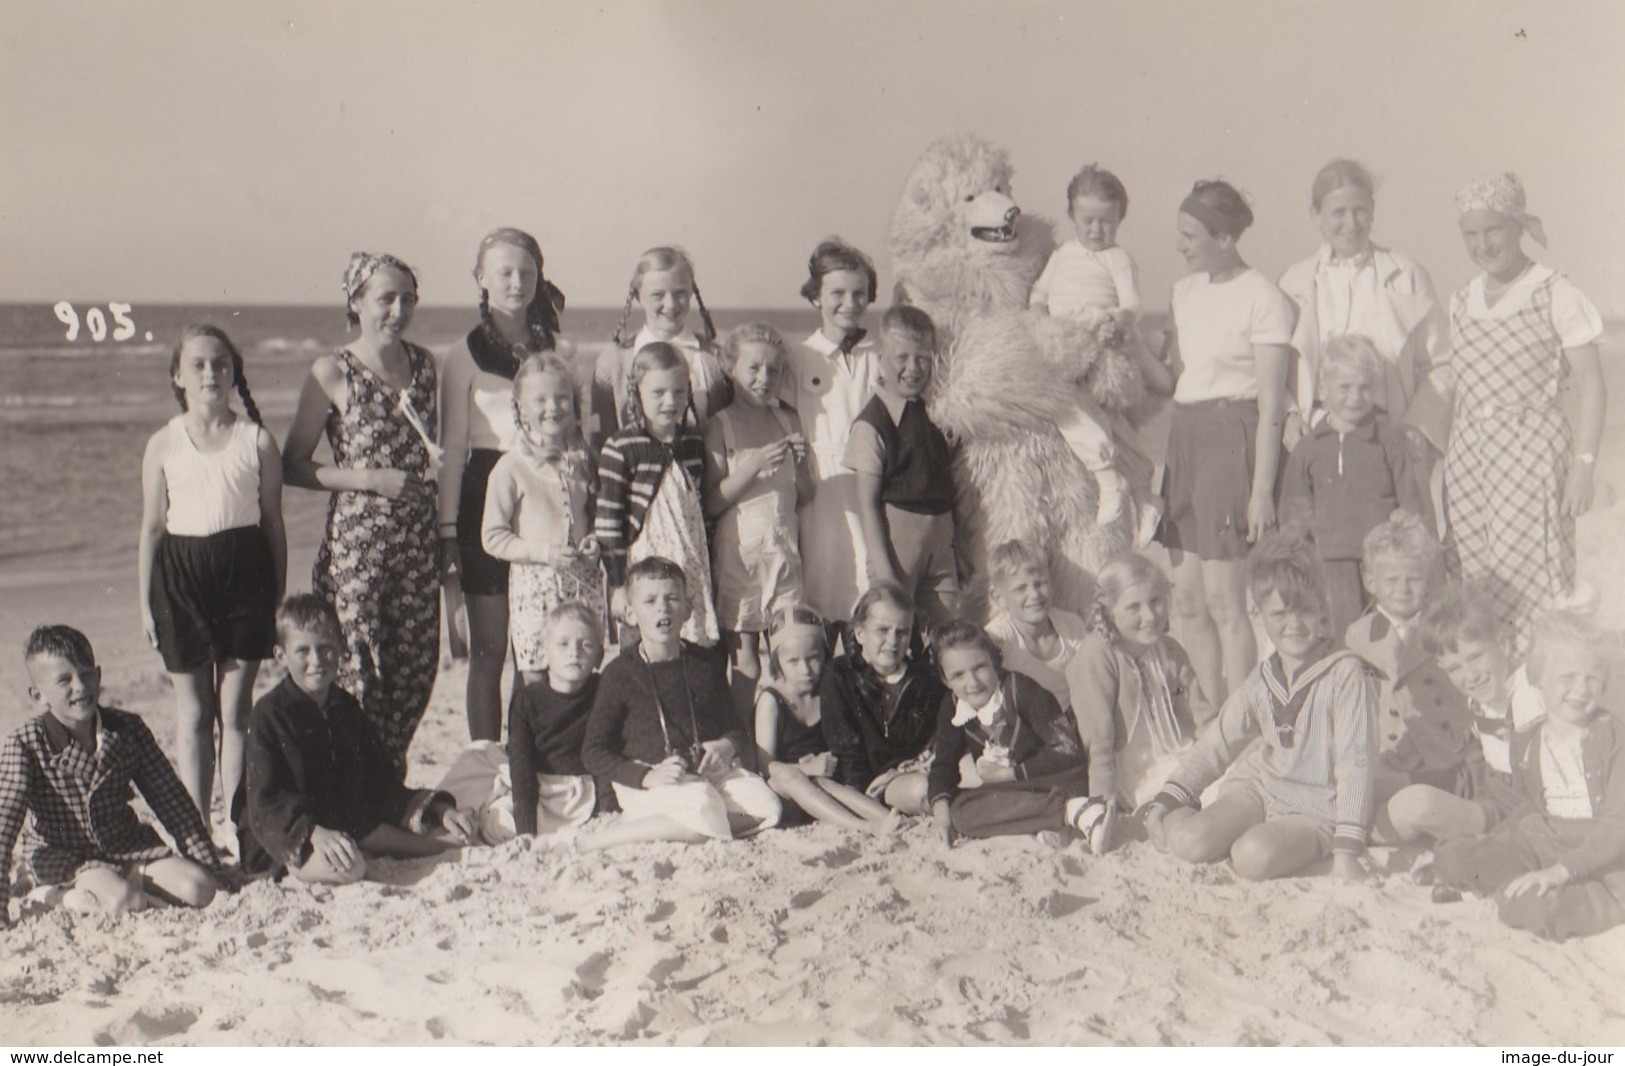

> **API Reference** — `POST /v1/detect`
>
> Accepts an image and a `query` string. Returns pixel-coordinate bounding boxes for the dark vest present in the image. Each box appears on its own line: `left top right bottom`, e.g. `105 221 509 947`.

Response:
854 393 954 515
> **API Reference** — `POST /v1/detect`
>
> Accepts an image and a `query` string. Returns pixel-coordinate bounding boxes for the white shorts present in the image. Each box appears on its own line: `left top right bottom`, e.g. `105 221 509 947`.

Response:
612 767 782 839
437 741 595 843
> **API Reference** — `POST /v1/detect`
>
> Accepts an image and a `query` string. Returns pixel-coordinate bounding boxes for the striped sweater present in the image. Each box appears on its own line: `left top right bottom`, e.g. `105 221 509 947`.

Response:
594 426 706 587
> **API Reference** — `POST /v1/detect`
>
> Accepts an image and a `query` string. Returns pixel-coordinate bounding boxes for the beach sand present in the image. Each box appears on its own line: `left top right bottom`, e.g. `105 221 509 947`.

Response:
3 351 1625 1046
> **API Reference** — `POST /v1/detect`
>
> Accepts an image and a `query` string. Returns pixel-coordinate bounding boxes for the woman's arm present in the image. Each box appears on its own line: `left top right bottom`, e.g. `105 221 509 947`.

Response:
136 429 169 649
1563 343 1606 516
282 357 382 494
1248 342 1291 542
256 427 288 604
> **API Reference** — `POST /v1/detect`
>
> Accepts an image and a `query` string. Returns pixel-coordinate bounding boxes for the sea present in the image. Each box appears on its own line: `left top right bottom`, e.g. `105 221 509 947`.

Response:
2 301 1620 583
0 302 816 578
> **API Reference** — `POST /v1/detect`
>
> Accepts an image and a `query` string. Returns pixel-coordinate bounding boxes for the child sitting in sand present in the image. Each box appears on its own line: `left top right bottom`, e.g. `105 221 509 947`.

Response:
236 595 479 883
1144 530 1378 881
436 600 605 842
0 625 225 925
1343 512 1473 823
1387 583 1544 848
820 583 944 814
1280 335 1432 637
1428 612 1625 940
926 622 1094 847
579 557 781 850
754 606 899 835
982 539 1091 712
1066 551 1212 850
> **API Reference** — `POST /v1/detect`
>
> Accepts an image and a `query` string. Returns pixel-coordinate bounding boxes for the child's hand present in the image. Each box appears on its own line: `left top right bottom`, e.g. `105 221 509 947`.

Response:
932 798 954 848
786 433 808 463
1246 488 1276 544
1283 411 1306 452
641 756 690 789
1562 463 1595 518
738 439 793 480
1331 852 1368 882
797 751 836 778
578 535 601 562
695 738 739 777
536 542 581 568
610 587 629 626
310 826 361 874
441 806 480 845
438 539 462 580
1504 863 1572 898
973 755 1017 784
140 609 159 650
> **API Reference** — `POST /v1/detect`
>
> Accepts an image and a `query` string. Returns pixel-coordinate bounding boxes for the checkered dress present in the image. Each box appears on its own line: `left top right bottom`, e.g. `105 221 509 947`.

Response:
0 708 222 901
1443 274 1573 649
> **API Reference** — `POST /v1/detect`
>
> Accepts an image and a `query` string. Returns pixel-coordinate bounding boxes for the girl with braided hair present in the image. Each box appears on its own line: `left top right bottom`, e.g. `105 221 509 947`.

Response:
137 323 286 836
588 246 729 455
438 227 570 741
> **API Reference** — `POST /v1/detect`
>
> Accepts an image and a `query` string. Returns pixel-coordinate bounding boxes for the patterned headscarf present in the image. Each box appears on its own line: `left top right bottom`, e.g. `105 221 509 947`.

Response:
343 252 419 307
1455 172 1548 248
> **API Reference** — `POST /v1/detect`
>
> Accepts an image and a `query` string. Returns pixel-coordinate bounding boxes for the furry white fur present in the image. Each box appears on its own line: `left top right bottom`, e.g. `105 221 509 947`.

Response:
890 134 1145 618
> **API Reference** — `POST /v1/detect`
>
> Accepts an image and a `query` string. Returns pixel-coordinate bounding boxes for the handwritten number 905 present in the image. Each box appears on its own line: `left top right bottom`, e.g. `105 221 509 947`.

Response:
53 301 137 343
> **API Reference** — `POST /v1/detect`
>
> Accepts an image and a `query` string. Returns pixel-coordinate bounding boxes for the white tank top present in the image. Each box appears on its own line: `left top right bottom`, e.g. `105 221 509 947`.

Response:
163 415 263 536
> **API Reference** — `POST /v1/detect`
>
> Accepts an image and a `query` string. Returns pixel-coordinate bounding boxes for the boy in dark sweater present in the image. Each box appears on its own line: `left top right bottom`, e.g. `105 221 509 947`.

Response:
844 305 961 630
433 600 605 841
237 594 479 882
579 557 781 851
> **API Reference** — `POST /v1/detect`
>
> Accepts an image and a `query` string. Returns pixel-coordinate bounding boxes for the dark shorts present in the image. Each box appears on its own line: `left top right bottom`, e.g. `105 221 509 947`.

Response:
457 448 510 597
1158 398 1258 562
152 525 277 672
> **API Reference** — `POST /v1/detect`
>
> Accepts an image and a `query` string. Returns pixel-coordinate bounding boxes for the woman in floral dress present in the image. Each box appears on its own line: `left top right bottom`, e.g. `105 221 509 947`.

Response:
283 252 442 774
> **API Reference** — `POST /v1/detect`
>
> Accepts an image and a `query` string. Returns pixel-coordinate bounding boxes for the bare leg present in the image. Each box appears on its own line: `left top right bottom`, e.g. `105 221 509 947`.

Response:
1163 790 1265 865
141 856 217 908
170 668 219 820
1387 784 1488 844
576 816 710 853
768 763 890 834
464 592 509 743
359 823 458 859
1201 557 1257 699
292 849 368 885
64 867 145 916
724 630 761 765
882 771 931 816
1169 550 1224 705
215 658 257 828
815 776 898 825
1229 818 1331 881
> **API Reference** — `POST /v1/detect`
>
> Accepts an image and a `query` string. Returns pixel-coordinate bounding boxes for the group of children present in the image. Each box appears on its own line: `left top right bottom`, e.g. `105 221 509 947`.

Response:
1 160 1619 944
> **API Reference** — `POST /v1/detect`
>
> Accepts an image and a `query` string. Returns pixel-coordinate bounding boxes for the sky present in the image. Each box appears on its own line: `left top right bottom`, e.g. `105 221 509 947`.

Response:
3 0 1623 314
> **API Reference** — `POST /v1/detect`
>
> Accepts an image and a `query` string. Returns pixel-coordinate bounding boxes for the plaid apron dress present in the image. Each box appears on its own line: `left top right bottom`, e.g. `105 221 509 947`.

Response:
1443 274 1573 649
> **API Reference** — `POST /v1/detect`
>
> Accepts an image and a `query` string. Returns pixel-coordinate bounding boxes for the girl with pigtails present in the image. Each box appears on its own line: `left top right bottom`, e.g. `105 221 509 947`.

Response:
588 246 730 454
438 228 570 743
138 324 287 837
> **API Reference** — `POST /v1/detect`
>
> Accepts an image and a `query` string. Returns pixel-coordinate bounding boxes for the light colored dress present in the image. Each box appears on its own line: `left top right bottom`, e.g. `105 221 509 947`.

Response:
706 402 804 632
630 459 719 647
784 329 879 620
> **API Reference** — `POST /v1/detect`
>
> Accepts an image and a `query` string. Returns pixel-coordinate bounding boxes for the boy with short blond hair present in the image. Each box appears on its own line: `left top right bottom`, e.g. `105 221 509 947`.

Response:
982 538 1091 710
0 625 224 925
237 594 478 883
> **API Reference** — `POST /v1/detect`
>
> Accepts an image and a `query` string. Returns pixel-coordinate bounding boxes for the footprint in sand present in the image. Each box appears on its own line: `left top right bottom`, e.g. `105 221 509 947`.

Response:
804 843 861 869
1043 891 1096 919
789 889 824 909
574 951 613 999
95 1005 199 1045
644 900 677 923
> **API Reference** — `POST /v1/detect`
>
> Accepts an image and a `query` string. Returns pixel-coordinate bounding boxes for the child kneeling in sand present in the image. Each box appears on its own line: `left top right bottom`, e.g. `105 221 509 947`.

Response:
1144 531 1378 881
579 557 781 851
237 595 479 883
927 622 1096 847
1428 612 1625 940
0 625 225 925
436 600 604 842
